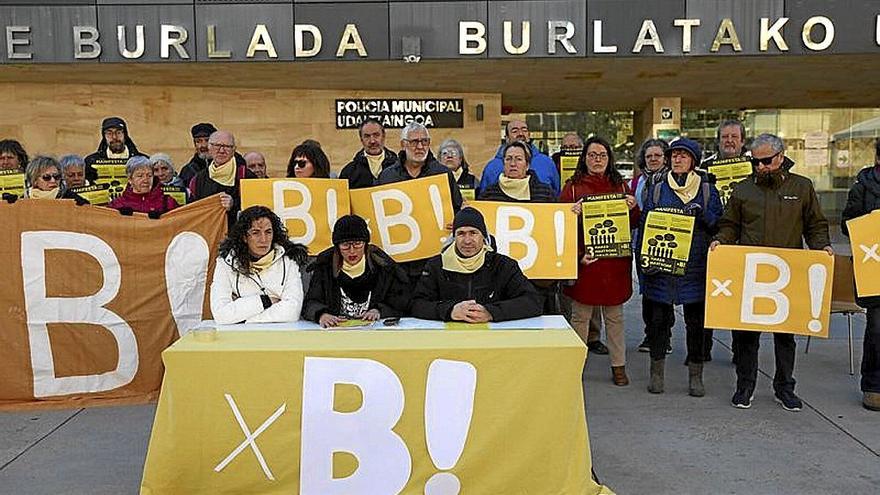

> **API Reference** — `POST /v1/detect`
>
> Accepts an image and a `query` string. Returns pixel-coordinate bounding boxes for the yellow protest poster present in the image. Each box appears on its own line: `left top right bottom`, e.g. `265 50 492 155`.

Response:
70 183 112 205
350 175 454 263
560 151 580 185
708 157 752 206
471 201 578 279
640 208 695 276
162 185 188 205
0 169 26 197
241 178 351 254
92 159 129 200
581 193 631 258
705 245 834 338
845 209 880 297
459 187 476 203
141 329 613 495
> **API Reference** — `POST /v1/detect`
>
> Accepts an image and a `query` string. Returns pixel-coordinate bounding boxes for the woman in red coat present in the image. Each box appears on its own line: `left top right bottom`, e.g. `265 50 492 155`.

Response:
561 136 640 386
109 156 179 216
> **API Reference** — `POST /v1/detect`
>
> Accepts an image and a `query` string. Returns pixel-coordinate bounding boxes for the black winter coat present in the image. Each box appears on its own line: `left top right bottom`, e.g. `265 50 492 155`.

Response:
302 245 411 321
188 159 256 229
377 150 463 212
339 148 400 189
84 136 147 183
841 165 880 308
411 249 542 322
477 171 557 203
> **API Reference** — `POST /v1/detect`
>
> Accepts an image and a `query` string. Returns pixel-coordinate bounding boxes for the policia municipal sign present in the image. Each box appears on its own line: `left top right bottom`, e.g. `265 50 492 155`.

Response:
335 99 464 129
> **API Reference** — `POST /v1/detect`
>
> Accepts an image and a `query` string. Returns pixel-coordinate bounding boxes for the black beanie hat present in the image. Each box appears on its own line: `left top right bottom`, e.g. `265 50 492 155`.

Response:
452 207 488 238
332 215 370 246
191 122 217 139
101 116 127 132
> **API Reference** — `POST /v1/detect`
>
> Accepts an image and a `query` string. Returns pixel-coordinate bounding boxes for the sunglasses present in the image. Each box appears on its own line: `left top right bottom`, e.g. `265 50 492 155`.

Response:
292 159 310 169
41 173 62 181
751 152 781 167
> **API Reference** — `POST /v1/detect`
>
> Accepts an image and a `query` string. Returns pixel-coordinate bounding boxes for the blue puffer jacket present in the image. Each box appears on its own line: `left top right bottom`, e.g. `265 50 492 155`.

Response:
479 143 560 195
638 172 723 305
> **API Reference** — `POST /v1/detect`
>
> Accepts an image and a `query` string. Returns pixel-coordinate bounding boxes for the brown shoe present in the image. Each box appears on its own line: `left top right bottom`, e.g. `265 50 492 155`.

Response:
611 366 629 386
864 392 880 411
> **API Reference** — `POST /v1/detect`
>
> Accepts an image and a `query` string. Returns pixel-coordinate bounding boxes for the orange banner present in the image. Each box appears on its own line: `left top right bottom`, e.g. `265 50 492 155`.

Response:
0 198 227 410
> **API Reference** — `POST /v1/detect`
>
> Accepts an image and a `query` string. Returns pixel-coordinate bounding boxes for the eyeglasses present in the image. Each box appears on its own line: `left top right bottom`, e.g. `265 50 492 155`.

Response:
209 142 234 151
645 153 664 160
292 159 310 169
405 138 431 147
339 240 365 250
440 150 460 158
587 152 608 160
751 152 781 167
41 173 62 181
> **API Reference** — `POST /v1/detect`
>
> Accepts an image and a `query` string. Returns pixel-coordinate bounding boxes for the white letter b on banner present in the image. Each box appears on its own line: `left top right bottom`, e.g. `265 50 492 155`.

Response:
741 253 791 325
300 357 411 495
20 231 138 398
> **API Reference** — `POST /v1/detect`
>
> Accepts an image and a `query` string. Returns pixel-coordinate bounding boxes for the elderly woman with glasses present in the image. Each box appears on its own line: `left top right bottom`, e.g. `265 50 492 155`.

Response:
438 138 477 200
108 156 179 215
287 142 331 179
302 215 410 327
25 156 65 200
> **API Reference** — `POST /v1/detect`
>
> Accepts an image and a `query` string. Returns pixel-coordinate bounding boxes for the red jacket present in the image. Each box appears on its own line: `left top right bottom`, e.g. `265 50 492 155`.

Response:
109 183 179 215
560 173 639 306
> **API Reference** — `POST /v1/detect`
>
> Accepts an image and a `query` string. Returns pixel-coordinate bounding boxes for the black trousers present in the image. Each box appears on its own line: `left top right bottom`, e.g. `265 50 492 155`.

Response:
863 306 880 393
645 299 705 362
732 330 796 393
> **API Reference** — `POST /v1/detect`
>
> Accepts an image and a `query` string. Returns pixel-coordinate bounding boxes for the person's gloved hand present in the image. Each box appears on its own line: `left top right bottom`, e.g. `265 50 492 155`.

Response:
148 211 162 220
2 193 19 204
118 207 134 216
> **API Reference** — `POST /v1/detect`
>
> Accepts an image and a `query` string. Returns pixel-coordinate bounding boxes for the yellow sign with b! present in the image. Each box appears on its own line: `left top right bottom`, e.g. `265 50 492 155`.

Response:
640 208 694 276
241 178 351 254
470 201 579 279
705 245 834 337
845 209 880 297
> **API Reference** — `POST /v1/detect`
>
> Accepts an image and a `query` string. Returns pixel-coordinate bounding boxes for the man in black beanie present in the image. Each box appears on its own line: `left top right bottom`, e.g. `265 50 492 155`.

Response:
179 122 216 184
411 208 542 323
84 116 148 183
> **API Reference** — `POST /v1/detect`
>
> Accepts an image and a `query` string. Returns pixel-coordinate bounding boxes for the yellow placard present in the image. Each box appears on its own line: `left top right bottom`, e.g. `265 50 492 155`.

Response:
459 187 475 203
0 169 26 197
162 185 188 205
470 201 578 279
69 183 112 205
93 159 129 200
640 208 695 276
141 330 612 495
241 178 351 254
705 245 834 338
581 194 631 258
560 151 580 185
350 175 454 263
846 210 880 297
708 157 752 206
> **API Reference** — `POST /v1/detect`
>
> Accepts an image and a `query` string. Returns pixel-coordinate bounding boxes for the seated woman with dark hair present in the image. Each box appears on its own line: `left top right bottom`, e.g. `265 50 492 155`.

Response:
108 156 179 215
303 215 410 327
210 205 309 324
287 141 331 178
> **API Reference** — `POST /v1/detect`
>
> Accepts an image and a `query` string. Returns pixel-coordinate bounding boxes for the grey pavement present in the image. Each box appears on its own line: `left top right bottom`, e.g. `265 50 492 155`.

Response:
1 299 877 495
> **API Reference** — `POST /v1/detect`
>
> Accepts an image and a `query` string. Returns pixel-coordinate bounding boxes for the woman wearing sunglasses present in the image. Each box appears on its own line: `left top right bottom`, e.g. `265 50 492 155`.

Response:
286 142 331 179
302 214 411 328
25 155 66 200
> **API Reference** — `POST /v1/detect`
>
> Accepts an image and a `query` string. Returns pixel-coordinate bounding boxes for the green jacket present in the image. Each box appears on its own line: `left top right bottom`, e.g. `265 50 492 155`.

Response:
716 168 830 250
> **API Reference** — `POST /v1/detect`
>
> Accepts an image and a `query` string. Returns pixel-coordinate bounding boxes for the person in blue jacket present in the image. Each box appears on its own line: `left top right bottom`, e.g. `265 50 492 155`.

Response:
638 138 723 397
478 119 560 195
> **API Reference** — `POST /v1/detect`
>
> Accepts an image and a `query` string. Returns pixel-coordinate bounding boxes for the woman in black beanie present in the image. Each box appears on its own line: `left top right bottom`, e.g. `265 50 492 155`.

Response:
302 214 411 327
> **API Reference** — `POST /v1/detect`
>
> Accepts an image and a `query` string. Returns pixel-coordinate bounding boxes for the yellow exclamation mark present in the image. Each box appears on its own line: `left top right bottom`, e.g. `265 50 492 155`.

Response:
424 359 477 495
429 184 446 243
807 263 827 333
554 210 565 268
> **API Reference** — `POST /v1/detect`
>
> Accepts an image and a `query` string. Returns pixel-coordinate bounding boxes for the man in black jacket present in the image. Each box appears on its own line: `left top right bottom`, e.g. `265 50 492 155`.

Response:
841 138 880 411
339 119 399 189
188 130 255 229
84 116 147 183
411 208 542 322
179 122 216 184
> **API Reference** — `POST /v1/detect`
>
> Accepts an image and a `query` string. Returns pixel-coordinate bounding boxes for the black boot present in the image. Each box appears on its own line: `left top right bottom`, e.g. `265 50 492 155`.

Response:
648 358 665 394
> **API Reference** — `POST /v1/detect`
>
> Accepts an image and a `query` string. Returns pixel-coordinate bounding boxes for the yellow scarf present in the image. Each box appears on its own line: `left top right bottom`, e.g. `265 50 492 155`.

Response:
441 244 490 274
341 255 366 278
28 187 59 200
209 158 236 187
365 152 384 179
667 171 701 204
250 249 276 274
452 167 464 182
106 146 130 160
498 175 531 201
